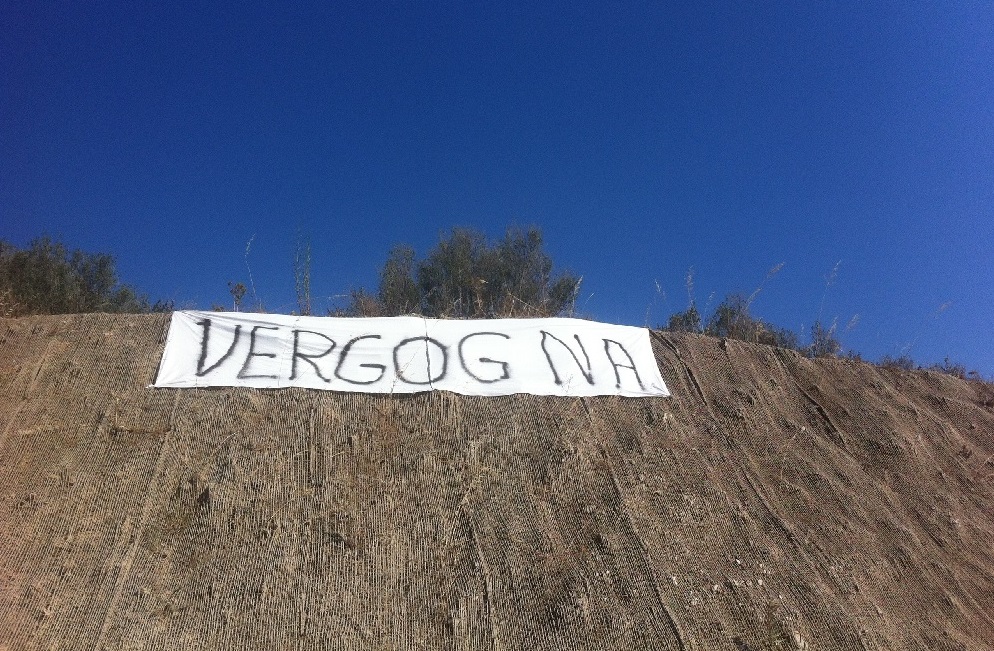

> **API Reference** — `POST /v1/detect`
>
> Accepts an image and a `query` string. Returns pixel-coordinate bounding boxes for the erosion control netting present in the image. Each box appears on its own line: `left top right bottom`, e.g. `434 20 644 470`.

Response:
1 313 993 650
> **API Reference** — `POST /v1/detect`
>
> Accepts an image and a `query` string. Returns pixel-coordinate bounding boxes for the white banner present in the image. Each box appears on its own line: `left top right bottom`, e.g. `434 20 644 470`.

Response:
153 311 669 397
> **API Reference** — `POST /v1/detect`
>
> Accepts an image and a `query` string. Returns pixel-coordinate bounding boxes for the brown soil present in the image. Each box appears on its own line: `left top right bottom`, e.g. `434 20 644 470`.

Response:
1 313 993 650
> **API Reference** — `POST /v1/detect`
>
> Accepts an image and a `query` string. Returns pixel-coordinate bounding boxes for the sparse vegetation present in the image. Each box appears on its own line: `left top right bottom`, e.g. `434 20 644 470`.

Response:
666 293 858 362
807 319 842 358
662 261 856 362
878 354 985 381
878 355 917 372
654 264 991 380
2 231 986 379
664 264 802 352
927 358 968 379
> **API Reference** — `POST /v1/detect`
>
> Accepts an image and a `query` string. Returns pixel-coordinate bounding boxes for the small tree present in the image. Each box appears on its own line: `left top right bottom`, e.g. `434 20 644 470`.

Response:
228 282 247 312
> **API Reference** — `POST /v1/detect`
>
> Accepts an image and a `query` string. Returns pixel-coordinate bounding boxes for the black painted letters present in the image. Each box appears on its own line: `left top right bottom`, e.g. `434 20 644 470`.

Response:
291 329 337 381
458 332 511 383
335 334 387 385
195 318 242 377
603 339 644 390
238 325 280 379
394 336 448 385
540 331 594 385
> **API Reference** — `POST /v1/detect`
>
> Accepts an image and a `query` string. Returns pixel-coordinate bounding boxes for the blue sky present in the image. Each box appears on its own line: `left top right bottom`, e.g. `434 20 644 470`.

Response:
3 1 993 374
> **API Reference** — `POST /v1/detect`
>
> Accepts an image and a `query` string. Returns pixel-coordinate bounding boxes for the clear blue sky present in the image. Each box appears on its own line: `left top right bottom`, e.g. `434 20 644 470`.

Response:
3 1 992 374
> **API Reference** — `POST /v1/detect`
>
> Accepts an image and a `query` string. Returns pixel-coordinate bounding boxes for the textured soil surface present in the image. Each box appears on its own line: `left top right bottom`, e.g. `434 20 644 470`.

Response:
2 313 993 650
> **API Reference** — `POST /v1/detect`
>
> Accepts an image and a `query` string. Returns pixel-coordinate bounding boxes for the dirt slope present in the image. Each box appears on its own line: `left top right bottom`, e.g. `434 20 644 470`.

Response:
1 313 993 650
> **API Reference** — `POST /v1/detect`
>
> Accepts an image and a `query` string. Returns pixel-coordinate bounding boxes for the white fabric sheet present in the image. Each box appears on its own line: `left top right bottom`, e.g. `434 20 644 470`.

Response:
153 311 669 397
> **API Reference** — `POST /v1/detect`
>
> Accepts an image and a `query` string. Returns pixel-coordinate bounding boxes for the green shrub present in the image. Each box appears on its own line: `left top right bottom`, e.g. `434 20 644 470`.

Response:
666 304 702 333
698 293 798 349
0 237 151 316
378 245 420 315
352 226 580 319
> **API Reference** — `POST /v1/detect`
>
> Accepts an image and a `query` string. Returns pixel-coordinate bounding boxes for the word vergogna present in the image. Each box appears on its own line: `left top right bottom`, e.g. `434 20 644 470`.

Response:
154 312 670 397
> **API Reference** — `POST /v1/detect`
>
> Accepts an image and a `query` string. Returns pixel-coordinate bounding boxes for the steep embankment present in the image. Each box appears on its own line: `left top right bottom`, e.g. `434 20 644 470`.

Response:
1 313 993 650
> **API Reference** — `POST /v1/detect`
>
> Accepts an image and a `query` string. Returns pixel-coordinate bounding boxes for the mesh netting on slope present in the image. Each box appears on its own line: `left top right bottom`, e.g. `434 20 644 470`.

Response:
1 313 992 650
